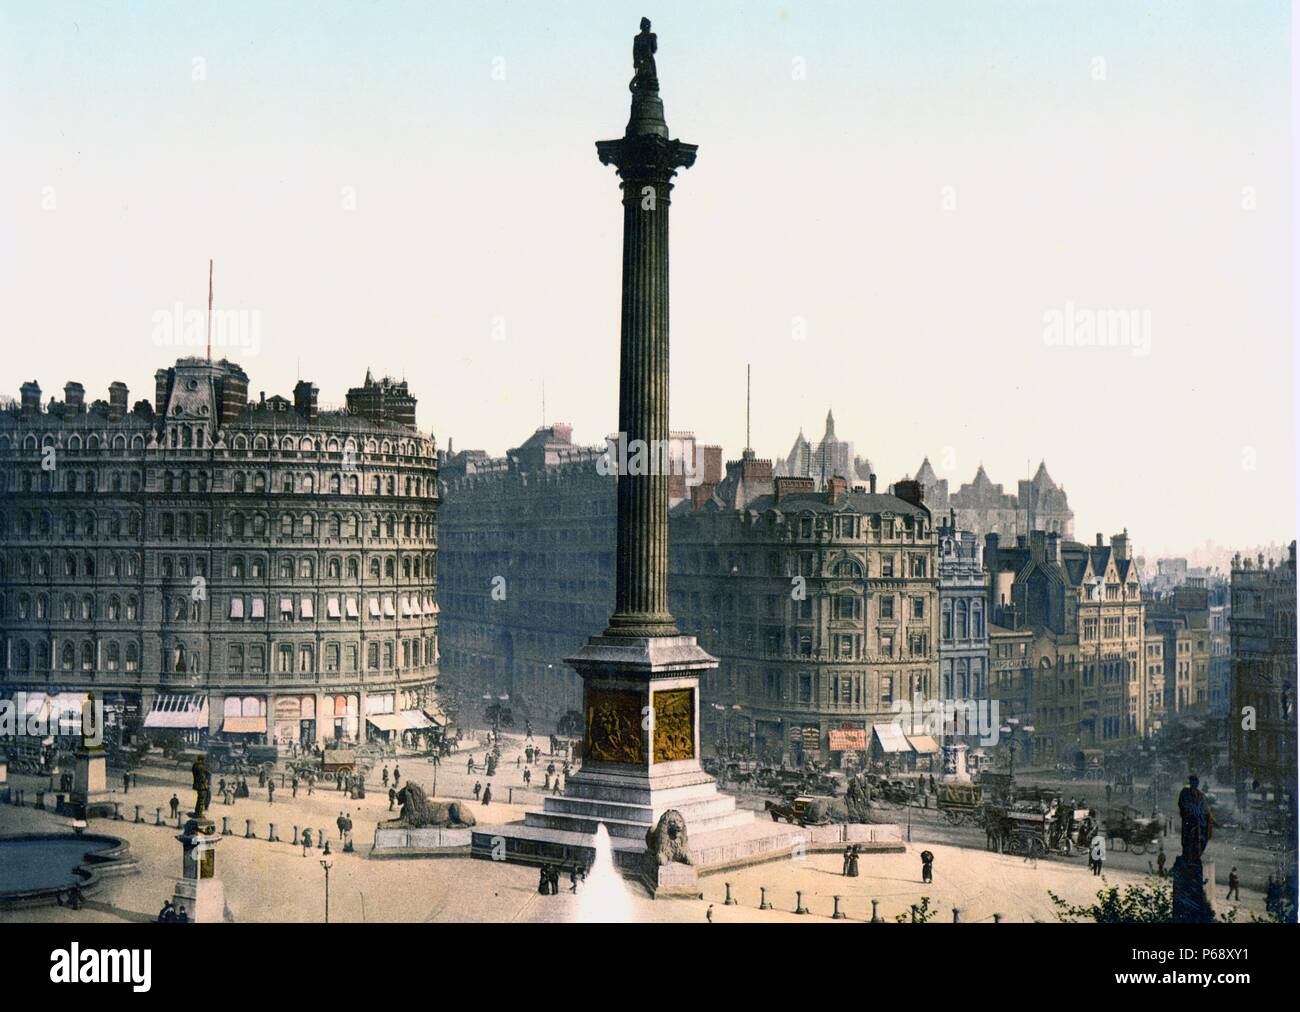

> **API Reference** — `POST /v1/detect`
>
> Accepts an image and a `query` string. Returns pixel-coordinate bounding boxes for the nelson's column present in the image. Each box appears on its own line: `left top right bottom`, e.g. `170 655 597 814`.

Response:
472 20 804 892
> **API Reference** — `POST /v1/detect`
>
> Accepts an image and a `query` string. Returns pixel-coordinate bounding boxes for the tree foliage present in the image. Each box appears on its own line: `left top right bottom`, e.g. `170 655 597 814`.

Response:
1049 877 1173 923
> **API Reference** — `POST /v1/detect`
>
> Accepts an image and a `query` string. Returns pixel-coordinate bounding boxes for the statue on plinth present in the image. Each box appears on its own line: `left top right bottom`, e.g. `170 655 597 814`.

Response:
630 17 658 92
191 754 211 819
1177 774 1213 860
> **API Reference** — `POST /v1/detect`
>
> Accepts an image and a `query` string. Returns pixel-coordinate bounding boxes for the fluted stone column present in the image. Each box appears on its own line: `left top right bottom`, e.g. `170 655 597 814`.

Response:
596 65 697 640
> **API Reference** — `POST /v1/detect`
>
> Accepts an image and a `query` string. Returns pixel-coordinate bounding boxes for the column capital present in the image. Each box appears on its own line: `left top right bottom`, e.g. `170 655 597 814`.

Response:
596 133 698 182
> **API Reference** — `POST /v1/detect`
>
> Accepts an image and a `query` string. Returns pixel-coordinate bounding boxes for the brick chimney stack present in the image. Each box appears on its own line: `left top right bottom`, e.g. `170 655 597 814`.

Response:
893 479 925 508
107 382 129 421
825 475 848 503
19 381 41 417
63 381 85 414
293 380 319 423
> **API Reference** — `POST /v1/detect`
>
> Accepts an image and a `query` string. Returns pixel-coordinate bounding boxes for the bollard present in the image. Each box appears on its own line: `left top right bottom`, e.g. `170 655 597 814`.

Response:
795 890 808 915
993 912 1002 923
832 895 846 920
268 823 278 842
155 807 163 826
723 882 736 906
221 816 231 836
952 907 961 923
318 828 327 848
176 813 183 829
759 886 772 910
870 899 882 923
245 819 255 839
292 826 299 845
113 801 123 821
134 804 143 823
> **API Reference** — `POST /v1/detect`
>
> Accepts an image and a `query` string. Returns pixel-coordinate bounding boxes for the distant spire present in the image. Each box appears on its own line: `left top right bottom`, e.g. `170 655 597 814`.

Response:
745 364 751 453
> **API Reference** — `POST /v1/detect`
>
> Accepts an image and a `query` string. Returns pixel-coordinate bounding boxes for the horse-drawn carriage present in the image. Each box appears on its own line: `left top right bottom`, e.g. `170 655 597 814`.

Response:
1102 808 1162 854
983 794 1097 858
1074 749 1105 781
765 795 835 827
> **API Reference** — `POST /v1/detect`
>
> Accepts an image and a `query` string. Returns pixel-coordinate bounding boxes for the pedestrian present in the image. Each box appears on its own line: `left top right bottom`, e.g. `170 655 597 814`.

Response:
920 849 934 884
1227 867 1240 902
548 864 561 895
291 776 299 798
218 777 227 798
467 755 474 774
169 794 179 819
382 765 389 788
473 781 482 800
848 845 860 877
516 756 521 768
388 787 397 811
1156 847 1167 878
267 780 275 804
570 866 579 893
842 846 852 876
301 827 313 856
393 765 401 788
523 768 532 786
1090 834 1105 876
706 904 714 923
928 774 936 795
337 812 347 840
552 777 561 796
538 865 551 896
123 772 131 794
482 783 492 806
307 778 315 797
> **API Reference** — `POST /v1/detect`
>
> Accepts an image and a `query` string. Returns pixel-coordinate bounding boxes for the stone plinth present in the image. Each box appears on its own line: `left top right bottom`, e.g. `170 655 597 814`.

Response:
1171 856 1216 923
57 746 114 818
172 815 225 923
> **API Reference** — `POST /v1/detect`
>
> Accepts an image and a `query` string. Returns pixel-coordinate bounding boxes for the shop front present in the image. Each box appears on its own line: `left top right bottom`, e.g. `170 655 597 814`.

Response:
143 693 209 746
272 695 316 749
364 693 400 744
326 694 359 743
221 696 268 742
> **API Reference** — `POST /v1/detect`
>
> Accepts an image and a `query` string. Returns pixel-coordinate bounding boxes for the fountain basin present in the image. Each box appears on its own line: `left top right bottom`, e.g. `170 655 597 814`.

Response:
0 833 137 909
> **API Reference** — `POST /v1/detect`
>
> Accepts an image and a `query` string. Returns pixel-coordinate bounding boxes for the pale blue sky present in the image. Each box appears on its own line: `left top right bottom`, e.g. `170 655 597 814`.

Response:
0 1 1293 553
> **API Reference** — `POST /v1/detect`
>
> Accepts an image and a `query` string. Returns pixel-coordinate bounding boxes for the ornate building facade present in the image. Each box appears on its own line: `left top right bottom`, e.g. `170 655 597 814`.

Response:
936 515 990 706
670 459 942 766
436 424 722 725
986 530 1149 760
0 357 440 748
1229 543 1296 825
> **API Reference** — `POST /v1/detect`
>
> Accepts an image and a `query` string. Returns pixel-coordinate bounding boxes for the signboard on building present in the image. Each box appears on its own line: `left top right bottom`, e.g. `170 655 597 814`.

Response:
829 728 867 751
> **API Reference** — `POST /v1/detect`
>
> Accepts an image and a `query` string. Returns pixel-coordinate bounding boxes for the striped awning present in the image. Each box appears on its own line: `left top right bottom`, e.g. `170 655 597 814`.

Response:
144 694 209 729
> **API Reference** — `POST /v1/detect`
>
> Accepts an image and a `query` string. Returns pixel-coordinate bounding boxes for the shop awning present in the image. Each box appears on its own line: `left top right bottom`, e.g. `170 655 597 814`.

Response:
368 597 381 618
327 597 341 619
423 702 448 726
907 734 941 754
345 597 359 619
873 722 911 753
400 709 433 730
366 713 404 733
222 716 267 734
144 694 209 729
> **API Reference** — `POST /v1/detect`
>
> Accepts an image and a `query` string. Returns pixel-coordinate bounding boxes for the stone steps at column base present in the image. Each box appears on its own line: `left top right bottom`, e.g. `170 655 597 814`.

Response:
524 806 754 841
533 792 744 831
469 819 813 882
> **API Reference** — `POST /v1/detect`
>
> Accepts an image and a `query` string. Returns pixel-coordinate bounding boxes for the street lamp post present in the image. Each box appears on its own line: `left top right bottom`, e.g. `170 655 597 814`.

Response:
320 858 333 923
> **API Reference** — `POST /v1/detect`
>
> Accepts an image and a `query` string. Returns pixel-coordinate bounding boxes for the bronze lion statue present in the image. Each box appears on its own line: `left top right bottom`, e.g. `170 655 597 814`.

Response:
389 783 476 829
645 809 691 867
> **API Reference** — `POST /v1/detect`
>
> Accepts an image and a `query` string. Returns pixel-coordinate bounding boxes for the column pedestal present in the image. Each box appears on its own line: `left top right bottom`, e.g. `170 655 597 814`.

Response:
172 815 226 923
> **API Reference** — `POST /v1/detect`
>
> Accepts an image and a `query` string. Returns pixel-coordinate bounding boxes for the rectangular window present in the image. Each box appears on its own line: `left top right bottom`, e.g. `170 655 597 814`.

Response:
229 596 244 620
250 596 266 620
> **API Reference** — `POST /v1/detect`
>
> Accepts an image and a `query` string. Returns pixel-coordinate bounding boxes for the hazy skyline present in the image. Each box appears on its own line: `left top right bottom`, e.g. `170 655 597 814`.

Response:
1 0 1293 555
